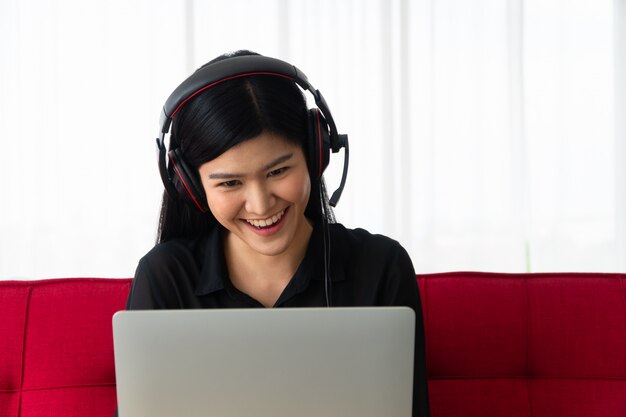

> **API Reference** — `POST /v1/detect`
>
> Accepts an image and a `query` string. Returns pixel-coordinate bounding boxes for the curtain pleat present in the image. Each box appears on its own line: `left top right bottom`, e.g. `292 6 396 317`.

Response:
0 0 621 278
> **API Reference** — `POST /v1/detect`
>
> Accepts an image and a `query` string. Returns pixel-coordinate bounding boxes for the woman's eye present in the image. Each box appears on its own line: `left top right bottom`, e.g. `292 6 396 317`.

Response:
268 167 288 177
219 180 240 188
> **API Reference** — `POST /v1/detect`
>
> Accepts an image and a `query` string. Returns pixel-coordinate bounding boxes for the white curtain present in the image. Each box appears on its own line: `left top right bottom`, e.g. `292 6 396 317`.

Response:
0 0 623 279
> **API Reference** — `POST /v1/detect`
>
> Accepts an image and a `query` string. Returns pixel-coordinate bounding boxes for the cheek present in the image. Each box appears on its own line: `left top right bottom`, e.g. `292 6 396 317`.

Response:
205 191 239 223
301 177 312 203
288 170 311 205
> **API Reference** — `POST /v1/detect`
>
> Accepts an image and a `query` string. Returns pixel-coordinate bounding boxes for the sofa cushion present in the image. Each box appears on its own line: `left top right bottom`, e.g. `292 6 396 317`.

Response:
418 272 626 417
0 278 131 417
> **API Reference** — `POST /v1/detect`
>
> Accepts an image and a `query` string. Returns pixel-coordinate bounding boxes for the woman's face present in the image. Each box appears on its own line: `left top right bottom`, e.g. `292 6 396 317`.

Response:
198 132 312 258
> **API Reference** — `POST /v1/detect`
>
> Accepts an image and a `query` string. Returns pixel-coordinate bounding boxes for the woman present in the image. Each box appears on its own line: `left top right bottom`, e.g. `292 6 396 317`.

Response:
123 50 430 416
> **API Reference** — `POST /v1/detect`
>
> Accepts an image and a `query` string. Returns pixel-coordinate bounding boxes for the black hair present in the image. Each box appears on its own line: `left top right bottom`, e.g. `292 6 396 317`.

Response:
157 50 335 243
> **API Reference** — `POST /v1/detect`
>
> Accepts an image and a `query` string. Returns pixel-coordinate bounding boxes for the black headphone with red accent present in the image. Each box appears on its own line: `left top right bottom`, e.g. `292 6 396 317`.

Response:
156 55 349 213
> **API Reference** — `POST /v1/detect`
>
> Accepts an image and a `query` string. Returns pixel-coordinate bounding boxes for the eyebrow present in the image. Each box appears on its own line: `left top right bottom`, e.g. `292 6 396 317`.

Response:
208 153 294 180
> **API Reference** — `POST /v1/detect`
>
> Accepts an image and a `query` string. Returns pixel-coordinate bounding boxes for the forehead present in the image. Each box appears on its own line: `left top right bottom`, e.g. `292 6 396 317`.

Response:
199 133 304 173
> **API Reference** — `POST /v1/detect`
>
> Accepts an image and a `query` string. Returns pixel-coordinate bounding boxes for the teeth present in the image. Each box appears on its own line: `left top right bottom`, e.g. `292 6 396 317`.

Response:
246 209 285 228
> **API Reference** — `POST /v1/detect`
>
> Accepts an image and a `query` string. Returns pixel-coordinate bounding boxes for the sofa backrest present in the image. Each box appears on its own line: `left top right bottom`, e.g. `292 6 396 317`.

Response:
1 273 625 417
417 272 626 417
0 278 131 417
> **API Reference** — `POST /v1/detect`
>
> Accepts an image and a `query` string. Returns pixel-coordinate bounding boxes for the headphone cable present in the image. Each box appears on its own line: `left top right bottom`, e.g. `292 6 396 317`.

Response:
320 186 332 307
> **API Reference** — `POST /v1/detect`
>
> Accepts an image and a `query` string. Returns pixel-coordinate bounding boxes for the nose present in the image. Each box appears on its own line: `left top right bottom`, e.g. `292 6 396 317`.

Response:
244 181 275 216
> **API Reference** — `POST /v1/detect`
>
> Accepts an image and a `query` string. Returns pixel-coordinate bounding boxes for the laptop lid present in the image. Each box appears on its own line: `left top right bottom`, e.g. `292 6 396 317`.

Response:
113 307 415 417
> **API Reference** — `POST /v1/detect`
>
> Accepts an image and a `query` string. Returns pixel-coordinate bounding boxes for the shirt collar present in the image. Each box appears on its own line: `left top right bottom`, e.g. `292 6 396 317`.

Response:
194 221 347 297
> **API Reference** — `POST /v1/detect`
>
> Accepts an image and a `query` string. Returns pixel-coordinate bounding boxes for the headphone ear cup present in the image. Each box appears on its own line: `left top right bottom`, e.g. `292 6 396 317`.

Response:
168 148 209 212
307 108 331 178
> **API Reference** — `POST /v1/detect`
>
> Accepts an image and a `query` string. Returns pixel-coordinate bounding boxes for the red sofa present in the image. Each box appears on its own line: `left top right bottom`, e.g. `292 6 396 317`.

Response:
1 272 625 417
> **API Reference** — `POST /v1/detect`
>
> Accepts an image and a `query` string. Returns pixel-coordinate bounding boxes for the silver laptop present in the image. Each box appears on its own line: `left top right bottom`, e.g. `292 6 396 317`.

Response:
113 307 415 417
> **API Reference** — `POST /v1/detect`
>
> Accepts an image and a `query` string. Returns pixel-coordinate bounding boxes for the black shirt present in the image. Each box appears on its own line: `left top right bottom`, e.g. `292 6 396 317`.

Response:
123 222 430 416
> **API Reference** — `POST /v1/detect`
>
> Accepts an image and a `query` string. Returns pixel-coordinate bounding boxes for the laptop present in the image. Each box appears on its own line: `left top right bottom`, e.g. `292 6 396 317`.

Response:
113 307 415 417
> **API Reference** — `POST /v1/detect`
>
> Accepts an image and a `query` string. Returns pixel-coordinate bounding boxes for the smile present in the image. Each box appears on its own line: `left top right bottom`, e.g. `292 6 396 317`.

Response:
244 208 287 229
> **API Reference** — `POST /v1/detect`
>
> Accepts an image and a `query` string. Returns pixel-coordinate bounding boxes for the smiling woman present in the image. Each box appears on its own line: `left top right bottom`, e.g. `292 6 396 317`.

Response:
118 50 430 417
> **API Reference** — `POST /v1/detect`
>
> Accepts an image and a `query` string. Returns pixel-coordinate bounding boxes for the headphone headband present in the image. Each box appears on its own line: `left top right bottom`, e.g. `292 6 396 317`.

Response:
162 57 311 132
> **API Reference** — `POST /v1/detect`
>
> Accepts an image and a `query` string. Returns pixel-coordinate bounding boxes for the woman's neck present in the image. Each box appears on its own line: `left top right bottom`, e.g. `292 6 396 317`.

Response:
222 220 313 306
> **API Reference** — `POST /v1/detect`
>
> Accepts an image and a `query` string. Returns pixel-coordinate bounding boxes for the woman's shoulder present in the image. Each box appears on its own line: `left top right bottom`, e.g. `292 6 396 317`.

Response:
325 223 417 298
129 236 211 309
138 236 208 271
328 223 408 259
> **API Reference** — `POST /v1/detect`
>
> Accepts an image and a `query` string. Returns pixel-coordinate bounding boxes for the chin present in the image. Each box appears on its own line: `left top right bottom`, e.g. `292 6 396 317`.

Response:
246 239 292 257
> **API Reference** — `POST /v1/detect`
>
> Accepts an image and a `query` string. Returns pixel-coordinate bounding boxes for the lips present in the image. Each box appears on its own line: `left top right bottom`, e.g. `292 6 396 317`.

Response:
241 207 290 236
245 208 286 228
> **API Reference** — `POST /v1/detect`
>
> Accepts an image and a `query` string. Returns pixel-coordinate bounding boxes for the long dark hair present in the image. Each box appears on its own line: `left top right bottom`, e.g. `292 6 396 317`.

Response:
157 50 334 243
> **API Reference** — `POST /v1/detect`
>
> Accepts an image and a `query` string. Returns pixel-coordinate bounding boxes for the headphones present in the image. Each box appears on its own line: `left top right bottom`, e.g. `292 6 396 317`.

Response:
156 55 349 213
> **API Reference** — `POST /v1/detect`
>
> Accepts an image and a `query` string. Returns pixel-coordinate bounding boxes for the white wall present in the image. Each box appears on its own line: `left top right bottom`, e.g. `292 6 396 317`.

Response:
0 0 623 279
